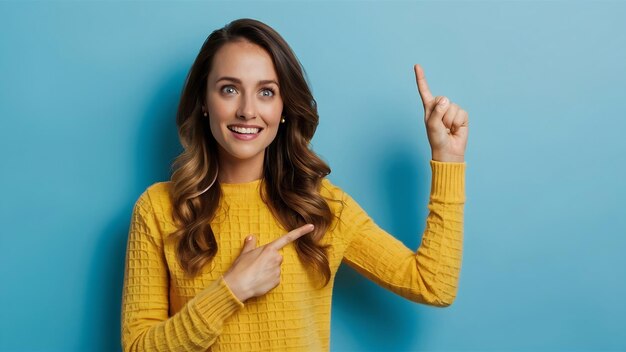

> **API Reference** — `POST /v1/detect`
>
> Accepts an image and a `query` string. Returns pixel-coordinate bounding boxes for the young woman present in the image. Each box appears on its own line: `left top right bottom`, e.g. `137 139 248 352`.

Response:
121 18 468 352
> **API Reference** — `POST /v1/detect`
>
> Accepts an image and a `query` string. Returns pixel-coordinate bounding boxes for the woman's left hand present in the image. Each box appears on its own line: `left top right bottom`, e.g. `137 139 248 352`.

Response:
414 64 469 163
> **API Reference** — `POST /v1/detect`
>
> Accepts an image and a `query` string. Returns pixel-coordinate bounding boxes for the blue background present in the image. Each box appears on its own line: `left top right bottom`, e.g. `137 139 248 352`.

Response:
1 1 625 351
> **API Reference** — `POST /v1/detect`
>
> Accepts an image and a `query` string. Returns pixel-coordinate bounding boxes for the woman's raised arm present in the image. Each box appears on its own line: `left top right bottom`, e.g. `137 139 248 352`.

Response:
339 64 468 306
340 160 465 307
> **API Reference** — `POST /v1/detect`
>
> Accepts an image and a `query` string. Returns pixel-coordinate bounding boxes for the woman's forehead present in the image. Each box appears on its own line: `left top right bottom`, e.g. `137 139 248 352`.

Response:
209 41 278 83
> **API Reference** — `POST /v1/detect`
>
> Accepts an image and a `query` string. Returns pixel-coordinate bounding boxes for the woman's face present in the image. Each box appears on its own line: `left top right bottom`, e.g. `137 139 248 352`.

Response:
204 40 284 168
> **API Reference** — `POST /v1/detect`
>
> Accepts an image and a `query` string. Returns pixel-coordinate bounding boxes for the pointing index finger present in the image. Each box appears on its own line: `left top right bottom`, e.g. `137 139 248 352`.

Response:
266 224 314 251
414 64 434 107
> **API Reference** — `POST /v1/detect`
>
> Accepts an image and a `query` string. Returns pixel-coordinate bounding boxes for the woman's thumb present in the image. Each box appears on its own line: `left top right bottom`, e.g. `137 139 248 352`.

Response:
241 235 257 253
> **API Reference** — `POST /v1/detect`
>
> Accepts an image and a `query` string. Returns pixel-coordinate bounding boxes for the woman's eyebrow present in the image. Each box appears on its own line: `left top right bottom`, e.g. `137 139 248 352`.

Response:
216 76 279 86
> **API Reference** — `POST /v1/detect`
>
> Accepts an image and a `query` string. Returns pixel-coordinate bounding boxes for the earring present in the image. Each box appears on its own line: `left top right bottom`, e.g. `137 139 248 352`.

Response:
203 111 208 117
281 116 286 123
194 164 219 197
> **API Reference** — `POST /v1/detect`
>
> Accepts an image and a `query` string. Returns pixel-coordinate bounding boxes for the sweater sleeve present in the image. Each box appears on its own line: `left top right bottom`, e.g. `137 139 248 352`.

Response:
120 188 245 352
340 160 465 307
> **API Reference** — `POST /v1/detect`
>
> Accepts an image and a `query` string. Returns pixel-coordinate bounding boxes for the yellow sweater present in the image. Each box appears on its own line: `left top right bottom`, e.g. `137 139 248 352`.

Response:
121 160 465 351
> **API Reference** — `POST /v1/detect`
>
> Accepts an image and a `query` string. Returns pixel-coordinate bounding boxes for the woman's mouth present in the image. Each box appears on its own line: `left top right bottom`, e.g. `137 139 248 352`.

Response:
227 126 263 141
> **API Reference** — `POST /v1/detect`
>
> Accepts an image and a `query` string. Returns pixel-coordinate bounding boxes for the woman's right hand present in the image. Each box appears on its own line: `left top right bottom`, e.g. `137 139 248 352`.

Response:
222 224 315 302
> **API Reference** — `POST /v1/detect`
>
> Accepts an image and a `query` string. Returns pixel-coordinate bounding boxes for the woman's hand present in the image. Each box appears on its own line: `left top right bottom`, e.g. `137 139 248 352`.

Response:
222 224 315 302
414 64 469 163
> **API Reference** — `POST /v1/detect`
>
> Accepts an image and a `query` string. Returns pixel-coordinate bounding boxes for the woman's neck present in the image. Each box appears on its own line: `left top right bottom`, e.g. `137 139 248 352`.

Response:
217 149 265 184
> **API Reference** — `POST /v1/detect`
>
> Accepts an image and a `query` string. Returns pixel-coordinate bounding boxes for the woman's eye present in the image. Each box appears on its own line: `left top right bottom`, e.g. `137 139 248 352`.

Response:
261 88 275 97
221 86 236 94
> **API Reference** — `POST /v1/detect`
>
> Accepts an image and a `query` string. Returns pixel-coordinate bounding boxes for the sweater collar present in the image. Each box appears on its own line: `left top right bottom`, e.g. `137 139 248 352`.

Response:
219 178 264 197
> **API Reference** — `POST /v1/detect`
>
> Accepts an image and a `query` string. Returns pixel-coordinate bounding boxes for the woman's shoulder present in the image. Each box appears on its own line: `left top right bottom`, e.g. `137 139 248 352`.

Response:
319 177 369 222
319 177 353 219
144 180 172 198
319 177 345 201
133 181 174 221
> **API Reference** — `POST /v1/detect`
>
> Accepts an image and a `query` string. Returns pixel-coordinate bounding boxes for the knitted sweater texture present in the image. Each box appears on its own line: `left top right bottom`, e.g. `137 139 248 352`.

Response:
120 160 466 351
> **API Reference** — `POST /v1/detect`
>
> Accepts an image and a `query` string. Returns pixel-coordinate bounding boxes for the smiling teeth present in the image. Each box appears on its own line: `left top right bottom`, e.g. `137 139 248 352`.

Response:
229 126 260 134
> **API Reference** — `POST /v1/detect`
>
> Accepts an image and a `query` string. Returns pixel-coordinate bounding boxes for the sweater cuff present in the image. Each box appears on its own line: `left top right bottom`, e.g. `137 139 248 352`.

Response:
189 276 245 328
429 159 466 204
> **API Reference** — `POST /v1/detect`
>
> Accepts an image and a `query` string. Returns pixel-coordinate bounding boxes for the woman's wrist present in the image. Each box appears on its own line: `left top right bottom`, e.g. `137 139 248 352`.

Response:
432 152 465 163
223 273 249 302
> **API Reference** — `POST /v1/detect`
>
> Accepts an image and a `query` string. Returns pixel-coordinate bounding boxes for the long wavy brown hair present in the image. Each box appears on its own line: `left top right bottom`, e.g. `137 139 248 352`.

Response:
169 18 337 287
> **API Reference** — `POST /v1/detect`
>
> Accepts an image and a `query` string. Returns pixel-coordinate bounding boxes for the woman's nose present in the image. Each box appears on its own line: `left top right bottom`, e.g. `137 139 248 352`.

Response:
237 95 257 120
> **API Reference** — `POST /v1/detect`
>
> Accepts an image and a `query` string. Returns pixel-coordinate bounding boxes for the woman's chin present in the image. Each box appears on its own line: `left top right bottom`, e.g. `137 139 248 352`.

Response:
222 147 265 162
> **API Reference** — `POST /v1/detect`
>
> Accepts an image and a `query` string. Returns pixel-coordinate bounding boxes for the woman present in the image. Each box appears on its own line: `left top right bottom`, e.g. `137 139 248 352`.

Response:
121 18 468 352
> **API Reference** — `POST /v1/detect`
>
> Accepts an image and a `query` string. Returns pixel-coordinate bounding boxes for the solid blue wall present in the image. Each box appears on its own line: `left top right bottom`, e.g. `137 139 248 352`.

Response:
1 1 625 351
